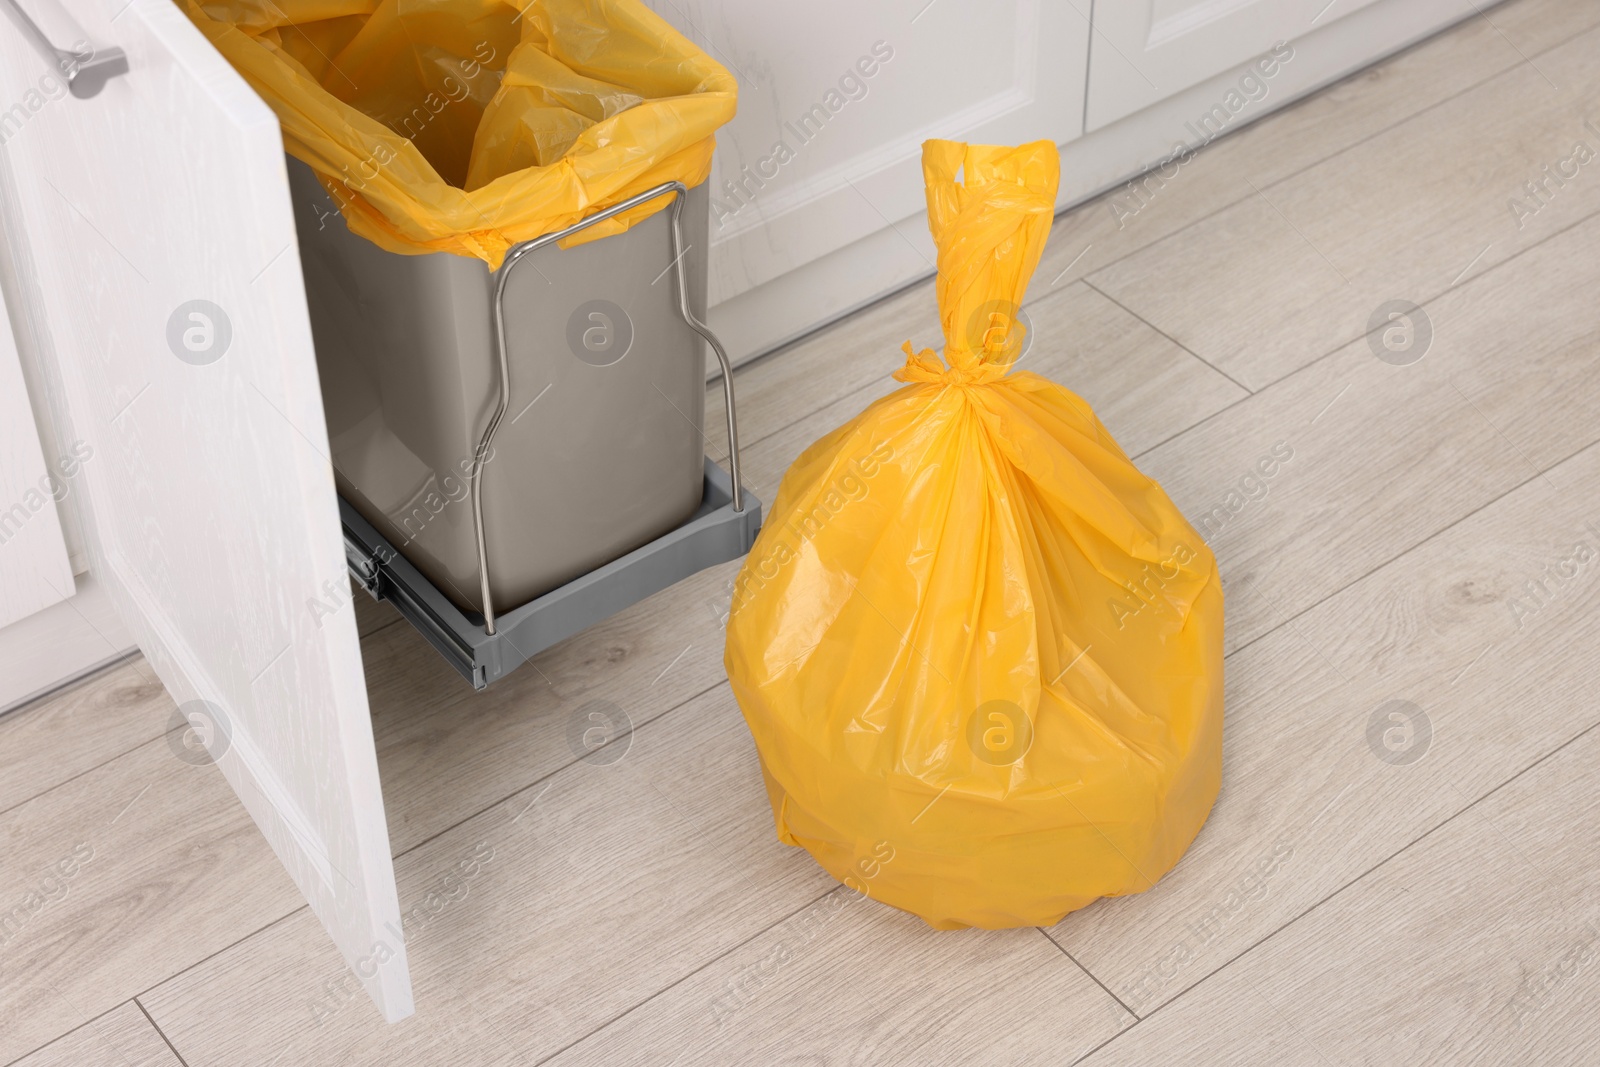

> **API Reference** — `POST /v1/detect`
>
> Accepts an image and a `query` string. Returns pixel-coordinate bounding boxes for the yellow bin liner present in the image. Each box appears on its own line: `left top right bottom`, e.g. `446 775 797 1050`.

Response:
180 0 736 267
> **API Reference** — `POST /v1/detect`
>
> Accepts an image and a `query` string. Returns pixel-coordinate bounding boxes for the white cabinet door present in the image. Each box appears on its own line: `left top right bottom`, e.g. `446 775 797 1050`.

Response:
650 0 1088 356
1084 0 1381 129
0 275 73 629
0 0 411 1020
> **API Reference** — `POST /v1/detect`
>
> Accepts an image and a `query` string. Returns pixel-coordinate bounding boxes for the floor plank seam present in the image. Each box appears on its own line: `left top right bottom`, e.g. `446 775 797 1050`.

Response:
1064 716 1600 1066
0 998 134 1067
1121 200 1600 465
720 385 892 469
12 676 737 1047
1039 928 1142 1022
130 905 312 1017
1236 198 1600 396
357 611 406 641
1222 434 1600 667
531 885 844 1065
1080 279 1254 395
134 996 193 1067
390 676 729 861
0 720 189 821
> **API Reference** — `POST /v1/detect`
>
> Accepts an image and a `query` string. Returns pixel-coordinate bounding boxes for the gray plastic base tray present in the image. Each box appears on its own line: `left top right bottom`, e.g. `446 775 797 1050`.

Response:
341 458 761 689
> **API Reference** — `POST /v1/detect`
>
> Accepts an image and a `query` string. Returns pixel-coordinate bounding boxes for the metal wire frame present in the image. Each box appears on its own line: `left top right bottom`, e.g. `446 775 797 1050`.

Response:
469 181 743 635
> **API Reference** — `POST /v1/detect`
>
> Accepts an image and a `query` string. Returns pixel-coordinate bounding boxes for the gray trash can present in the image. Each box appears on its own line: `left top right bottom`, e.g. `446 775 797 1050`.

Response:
288 159 738 633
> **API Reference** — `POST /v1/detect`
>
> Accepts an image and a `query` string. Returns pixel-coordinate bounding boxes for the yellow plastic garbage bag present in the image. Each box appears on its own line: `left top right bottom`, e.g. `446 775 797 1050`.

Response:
178 0 736 267
725 139 1224 930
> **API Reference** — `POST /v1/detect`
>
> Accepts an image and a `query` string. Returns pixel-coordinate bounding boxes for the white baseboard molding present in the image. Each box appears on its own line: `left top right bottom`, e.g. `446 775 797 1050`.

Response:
707 0 1488 370
0 569 137 715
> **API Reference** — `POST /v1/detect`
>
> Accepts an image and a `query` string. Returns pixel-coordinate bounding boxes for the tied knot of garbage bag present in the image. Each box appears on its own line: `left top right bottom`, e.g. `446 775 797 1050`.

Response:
893 341 1010 386
902 138 1056 386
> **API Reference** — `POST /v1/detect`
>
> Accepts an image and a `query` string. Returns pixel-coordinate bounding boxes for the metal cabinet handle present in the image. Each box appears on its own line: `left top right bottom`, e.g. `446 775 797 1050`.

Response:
0 0 127 98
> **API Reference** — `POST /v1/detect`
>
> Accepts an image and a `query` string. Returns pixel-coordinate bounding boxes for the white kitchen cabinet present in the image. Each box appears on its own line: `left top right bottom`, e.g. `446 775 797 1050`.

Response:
1081 0 1389 130
0 274 73 629
0 0 412 1021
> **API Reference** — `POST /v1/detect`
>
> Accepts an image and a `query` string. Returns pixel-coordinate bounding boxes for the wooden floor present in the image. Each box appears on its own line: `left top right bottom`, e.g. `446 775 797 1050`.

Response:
7 2 1600 1061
